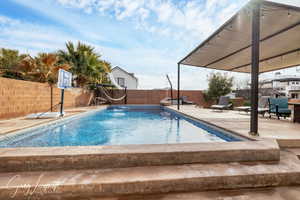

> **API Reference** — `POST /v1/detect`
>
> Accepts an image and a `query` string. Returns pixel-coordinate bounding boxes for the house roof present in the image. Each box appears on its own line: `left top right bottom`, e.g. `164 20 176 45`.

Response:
112 66 138 81
178 0 300 73
265 75 300 83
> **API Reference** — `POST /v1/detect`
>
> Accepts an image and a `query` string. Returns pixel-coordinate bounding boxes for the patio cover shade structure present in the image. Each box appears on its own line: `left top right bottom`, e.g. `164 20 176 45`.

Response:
177 0 300 135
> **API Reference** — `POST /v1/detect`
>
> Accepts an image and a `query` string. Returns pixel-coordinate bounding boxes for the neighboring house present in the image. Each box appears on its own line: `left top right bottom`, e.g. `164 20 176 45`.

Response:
260 75 300 99
111 66 138 89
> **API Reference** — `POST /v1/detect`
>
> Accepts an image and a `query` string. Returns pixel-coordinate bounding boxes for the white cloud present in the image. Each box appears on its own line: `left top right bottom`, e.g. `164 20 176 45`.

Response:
0 15 182 89
154 2 174 22
4 0 260 89
0 15 19 26
53 0 246 42
138 8 149 21
217 3 239 24
57 0 96 13
0 15 79 53
115 0 144 20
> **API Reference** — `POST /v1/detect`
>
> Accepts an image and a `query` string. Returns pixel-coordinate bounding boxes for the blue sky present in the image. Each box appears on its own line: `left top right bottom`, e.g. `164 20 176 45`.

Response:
1 0 299 89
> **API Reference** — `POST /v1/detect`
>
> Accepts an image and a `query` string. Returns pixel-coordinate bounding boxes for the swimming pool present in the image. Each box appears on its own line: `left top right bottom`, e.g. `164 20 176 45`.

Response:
0 106 242 148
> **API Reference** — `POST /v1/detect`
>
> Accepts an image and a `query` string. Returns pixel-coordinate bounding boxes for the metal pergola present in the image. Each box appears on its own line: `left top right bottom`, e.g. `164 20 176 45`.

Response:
177 0 300 135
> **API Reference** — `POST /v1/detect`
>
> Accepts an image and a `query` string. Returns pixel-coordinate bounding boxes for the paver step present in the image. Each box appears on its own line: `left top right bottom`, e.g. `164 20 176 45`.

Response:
0 140 279 172
0 150 298 200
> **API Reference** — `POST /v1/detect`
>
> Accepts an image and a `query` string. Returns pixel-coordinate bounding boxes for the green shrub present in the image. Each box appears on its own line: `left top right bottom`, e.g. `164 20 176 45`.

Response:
204 73 233 102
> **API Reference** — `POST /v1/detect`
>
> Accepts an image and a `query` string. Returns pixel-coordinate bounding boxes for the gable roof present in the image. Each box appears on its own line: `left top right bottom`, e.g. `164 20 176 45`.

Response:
112 66 138 81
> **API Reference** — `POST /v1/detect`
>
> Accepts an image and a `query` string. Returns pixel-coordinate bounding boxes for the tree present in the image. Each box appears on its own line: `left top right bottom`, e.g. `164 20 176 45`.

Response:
17 53 71 111
34 53 70 84
17 53 70 84
205 73 234 102
1 42 112 88
58 41 111 87
0 48 28 80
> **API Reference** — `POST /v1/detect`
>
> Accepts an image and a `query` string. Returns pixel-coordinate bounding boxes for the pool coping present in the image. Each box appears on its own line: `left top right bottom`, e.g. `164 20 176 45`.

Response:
0 139 280 172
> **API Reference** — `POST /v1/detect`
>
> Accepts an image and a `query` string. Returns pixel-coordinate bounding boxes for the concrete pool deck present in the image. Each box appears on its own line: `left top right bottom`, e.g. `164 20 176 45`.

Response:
168 105 300 147
0 106 107 136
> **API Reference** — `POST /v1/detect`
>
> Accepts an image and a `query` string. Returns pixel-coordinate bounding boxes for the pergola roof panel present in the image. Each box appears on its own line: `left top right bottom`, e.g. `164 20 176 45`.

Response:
179 0 300 73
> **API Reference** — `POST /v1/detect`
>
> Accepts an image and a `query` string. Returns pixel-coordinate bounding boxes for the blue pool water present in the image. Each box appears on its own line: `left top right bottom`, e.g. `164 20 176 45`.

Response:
0 106 241 147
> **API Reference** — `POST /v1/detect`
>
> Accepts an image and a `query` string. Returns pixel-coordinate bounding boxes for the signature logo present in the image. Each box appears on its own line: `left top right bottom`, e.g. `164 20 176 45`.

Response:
6 174 60 199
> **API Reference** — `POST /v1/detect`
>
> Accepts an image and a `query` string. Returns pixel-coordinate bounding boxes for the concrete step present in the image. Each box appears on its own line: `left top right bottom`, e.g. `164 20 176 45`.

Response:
287 148 300 159
0 150 298 200
96 186 300 200
0 140 279 172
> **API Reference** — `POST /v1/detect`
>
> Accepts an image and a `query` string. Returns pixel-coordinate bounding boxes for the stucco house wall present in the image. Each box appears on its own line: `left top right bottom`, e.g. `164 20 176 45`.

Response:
111 67 138 89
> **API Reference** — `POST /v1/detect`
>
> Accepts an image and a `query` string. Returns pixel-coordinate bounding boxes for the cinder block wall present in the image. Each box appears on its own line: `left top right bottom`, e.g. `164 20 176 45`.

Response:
0 77 92 119
111 89 210 107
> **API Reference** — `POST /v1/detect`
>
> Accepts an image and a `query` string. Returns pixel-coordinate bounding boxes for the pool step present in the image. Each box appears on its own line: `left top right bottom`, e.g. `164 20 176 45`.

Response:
0 140 279 172
0 150 298 200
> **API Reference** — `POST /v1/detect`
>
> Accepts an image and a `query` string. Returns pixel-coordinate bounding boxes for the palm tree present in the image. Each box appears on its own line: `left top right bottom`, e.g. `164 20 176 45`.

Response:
34 53 70 84
58 41 111 87
18 53 70 84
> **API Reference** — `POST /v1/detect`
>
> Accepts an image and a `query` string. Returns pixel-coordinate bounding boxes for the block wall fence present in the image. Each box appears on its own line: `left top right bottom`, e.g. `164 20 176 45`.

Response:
0 77 243 119
111 89 211 106
0 77 92 119
111 90 244 107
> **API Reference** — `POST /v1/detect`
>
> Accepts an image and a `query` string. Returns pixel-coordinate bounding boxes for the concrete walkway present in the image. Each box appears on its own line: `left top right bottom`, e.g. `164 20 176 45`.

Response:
168 105 300 147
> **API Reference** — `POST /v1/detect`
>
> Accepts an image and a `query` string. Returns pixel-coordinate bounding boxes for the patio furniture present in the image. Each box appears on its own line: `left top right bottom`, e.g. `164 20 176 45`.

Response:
211 96 232 111
180 96 194 105
235 106 250 113
235 96 270 117
160 97 172 106
288 102 300 123
268 97 291 119
160 97 182 106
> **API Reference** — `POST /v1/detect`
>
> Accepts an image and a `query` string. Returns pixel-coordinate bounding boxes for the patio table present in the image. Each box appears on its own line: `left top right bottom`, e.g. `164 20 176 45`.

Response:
289 103 300 123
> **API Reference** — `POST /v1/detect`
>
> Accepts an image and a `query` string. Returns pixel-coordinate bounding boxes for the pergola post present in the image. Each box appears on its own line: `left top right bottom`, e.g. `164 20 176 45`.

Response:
177 63 180 110
250 1 261 136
